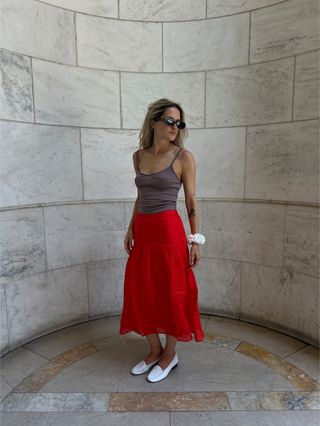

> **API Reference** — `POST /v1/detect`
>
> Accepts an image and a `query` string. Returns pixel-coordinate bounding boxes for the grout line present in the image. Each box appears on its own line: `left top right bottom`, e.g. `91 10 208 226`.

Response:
2 45 318 75
74 12 78 66
292 55 296 120
248 12 251 64
79 128 84 200
33 0 291 23
0 114 318 131
30 57 36 123
243 126 248 199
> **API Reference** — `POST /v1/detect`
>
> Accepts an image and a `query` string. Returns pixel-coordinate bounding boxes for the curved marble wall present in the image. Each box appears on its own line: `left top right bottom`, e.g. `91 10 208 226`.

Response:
0 0 319 355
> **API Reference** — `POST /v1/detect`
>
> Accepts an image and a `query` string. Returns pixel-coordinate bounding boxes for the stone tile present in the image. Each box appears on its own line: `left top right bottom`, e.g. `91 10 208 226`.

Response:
81 128 140 199
44 203 124 269
0 284 9 355
207 0 285 17
241 263 319 348
109 391 230 411
284 206 319 277
44 412 170 426
117 338 295 392
294 50 320 120
43 0 118 17
171 410 320 426
0 50 33 121
77 14 161 71
0 412 48 425
40 347 122 393
197 258 241 317
13 343 97 393
88 258 126 317
1 347 47 389
163 13 249 71
0 122 82 207
6 265 88 349
286 345 320 383
22 316 121 359
245 120 319 203
206 57 293 126
0 374 12 403
250 0 319 62
32 59 120 127
236 341 319 391
205 315 307 358
202 202 285 267
186 128 246 198
227 390 320 410
121 72 205 129
120 0 205 21
0 208 46 284
0 0 76 64
205 315 306 357
0 392 108 412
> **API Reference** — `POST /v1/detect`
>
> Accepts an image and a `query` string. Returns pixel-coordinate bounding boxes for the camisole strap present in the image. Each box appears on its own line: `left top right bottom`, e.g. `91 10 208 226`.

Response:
170 147 183 166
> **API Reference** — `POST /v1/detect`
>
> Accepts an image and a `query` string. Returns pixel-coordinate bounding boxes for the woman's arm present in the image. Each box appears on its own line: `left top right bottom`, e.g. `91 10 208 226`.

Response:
181 150 200 236
127 151 140 232
128 191 140 231
181 149 201 268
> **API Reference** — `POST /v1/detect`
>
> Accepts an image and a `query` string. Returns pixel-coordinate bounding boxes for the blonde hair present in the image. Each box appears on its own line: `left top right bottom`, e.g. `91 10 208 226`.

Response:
138 98 188 149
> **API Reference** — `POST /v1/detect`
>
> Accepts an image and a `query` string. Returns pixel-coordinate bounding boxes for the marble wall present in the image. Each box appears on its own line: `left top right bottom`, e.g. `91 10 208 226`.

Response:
0 0 319 354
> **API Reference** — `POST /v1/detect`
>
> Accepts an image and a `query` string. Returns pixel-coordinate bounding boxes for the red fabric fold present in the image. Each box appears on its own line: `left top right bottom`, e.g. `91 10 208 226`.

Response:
119 209 204 342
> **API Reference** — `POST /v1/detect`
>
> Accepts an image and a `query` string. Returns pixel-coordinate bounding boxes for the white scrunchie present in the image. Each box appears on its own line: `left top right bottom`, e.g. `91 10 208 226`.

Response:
187 233 206 245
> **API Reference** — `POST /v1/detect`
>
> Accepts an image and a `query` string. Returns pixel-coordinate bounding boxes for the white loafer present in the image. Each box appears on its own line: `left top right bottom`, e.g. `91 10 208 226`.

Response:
146 353 178 383
130 356 162 375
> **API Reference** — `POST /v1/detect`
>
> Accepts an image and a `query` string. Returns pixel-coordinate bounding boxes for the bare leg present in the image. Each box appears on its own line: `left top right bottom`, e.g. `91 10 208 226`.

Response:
157 334 177 370
144 334 164 365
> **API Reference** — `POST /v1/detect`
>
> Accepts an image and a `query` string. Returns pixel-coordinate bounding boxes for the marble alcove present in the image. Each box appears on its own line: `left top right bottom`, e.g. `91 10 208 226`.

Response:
0 0 319 356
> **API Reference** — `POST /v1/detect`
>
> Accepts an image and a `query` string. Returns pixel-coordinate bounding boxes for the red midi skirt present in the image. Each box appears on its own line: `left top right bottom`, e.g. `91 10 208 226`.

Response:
119 209 204 342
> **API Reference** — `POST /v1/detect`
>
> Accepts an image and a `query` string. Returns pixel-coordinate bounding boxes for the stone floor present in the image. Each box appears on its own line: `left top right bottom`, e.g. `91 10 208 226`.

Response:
1 314 319 425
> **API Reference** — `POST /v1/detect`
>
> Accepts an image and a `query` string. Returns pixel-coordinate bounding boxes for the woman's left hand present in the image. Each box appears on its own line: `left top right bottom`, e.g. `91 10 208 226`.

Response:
189 243 200 268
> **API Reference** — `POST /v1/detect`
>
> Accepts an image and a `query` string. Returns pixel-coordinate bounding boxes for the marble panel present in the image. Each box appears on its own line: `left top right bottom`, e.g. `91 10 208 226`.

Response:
0 50 33 121
206 58 293 126
41 0 118 17
207 0 285 17
163 13 249 71
44 203 124 269
32 59 120 127
245 120 319 203
0 122 82 207
0 0 76 64
77 14 161 71
250 0 319 62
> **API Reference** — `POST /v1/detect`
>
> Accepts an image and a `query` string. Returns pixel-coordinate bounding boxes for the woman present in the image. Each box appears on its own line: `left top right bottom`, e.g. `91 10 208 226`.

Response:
119 98 206 383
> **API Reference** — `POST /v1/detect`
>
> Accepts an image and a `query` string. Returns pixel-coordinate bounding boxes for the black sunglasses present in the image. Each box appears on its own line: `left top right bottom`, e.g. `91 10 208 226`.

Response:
154 116 186 129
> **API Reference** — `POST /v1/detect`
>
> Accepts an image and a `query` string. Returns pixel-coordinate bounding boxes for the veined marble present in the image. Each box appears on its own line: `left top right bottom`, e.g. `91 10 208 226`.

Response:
120 0 205 21
32 59 120 127
0 208 46 285
121 72 205 129
0 121 82 207
0 50 33 121
81 128 139 200
294 50 320 120
206 57 293 126
245 120 319 203
77 14 162 71
0 0 76 64
163 13 249 71
207 0 285 17
250 0 319 62
40 0 118 18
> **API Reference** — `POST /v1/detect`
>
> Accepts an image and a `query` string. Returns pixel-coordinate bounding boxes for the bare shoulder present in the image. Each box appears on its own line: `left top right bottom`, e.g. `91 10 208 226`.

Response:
180 148 196 165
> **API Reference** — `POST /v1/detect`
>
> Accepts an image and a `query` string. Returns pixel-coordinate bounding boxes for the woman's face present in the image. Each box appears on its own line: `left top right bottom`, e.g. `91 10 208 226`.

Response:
152 107 181 141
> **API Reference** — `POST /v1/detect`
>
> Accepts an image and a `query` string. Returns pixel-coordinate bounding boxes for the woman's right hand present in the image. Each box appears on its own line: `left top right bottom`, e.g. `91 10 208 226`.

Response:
124 228 134 255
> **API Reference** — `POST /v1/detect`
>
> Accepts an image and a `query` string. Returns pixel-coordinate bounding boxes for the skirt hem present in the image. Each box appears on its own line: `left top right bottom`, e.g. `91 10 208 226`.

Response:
119 328 205 343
